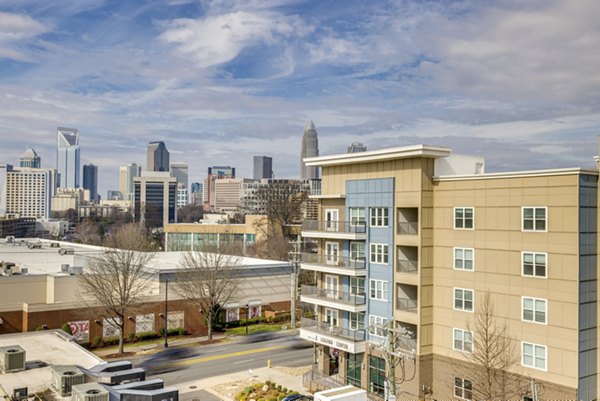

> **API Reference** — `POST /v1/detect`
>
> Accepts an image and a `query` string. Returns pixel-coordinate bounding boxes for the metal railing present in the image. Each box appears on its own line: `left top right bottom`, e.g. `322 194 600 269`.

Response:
396 259 418 274
396 297 418 313
301 317 366 342
301 285 366 306
302 252 366 271
302 220 367 234
397 221 418 235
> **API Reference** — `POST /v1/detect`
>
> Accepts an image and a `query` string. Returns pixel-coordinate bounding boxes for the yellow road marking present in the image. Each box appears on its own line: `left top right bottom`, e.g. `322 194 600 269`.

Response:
159 345 285 368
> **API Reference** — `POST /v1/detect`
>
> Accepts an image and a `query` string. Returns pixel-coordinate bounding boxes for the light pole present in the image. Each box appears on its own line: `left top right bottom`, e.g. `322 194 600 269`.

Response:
245 303 250 335
164 276 168 348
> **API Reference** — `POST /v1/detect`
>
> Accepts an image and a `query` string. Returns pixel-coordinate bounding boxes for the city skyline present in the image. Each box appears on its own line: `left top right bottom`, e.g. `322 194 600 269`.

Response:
0 1 598 196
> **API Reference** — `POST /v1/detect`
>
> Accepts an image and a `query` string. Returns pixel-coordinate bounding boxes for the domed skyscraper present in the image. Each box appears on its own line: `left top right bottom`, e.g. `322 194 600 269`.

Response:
300 120 320 179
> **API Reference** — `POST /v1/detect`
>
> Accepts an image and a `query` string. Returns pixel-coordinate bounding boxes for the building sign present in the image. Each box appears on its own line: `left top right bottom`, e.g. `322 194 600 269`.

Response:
103 317 122 338
68 320 89 342
227 308 239 322
136 314 154 333
300 329 365 354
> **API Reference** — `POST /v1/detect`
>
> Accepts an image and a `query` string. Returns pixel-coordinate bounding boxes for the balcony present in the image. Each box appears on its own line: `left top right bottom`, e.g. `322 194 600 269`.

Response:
397 208 418 236
396 260 418 274
396 297 418 313
396 245 418 275
301 252 366 276
300 317 366 354
300 285 367 312
395 321 418 352
301 220 367 240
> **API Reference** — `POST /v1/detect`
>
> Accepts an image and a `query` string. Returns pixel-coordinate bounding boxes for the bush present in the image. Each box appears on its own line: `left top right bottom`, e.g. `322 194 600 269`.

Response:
159 327 188 337
80 342 91 349
127 332 135 342
282 388 288 393
103 336 119 346
267 397 277 401
92 336 102 347
272 314 290 324
287 392 299 396
276 385 282 391
225 320 241 328
277 395 286 401
61 323 72 335
136 331 159 341
244 387 254 394
265 380 271 386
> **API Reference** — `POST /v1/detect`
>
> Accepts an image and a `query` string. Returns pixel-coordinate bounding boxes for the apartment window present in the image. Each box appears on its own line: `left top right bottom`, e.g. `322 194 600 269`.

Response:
349 312 365 331
370 279 388 301
350 242 365 262
454 377 473 400
522 297 547 324
454 207 474 229
454 248 474 271
350 277 365 295
522 252 547 277
369 356 386 396
522 342 547 371
370 207 389 227
453 328 473 353
368 315 388 337
346 353 363 388
349 208 366 226
454 288 474 312
523 207 547 231
370 243 389 264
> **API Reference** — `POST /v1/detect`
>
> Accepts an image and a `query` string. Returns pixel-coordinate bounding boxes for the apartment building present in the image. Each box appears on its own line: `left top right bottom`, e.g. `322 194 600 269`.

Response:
299 144 598 400
0 165 57 219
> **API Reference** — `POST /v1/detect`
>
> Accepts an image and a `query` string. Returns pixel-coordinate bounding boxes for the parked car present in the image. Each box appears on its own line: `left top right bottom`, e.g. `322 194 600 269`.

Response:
285 336 313 349
282 394 313 401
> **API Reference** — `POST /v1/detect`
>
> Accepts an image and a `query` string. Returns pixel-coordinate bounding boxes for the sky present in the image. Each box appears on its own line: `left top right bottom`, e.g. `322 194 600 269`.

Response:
0 0 599 197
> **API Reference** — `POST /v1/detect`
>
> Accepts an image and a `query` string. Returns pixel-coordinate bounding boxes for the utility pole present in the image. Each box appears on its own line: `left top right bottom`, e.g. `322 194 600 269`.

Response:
288 236 302 329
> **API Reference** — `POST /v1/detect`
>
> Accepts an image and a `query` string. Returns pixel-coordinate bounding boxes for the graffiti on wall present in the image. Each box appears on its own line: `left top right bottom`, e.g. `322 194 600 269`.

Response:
68 320 90 342
250 305 261 318
167 311 184 329
103 317 122 338
226 308 239 322
136 314 154 333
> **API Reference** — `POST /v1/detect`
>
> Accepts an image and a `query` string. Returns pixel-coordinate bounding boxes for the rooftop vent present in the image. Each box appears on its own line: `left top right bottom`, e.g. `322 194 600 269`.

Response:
0 345 26 373
72 383 109 401
51 365 85 396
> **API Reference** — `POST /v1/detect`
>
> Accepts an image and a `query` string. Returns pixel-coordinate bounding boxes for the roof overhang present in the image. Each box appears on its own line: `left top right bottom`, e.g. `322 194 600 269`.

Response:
304 145 451 167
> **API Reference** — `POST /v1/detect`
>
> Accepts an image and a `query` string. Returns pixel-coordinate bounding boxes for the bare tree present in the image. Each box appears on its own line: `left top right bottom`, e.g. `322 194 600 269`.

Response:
464 292 527 401
78 223 157 354
174 245 241 340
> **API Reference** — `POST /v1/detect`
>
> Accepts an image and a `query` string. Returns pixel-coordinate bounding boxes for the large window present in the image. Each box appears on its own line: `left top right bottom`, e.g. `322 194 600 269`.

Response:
349 312 365 331
370 280 388 301
454 377 473 400
349 208 366 226
350 277 365 295
522 342 547 371
370 243 389 264
368 315 388 337
454 248 474 271
350 242 365 262
523 207 547 231
454 207 474 229
369 356 386 396
522 252 547 277
454 288 474 312
346 353 363 388
453 328 473 353
522 297 547 324
370 207 389 227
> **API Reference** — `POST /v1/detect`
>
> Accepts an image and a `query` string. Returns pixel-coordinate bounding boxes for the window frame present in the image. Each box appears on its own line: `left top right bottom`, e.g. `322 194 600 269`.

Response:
369 243 389 264
349 241 365 262
453 247 475 271
349 312 365 331
453 328 474 353
521 251 547 278
521 342 547 371
521 296 547 325
369 279 389 301
368 315 388 337
522 206 547 232
453 288 474 312
369 207 389 227
453 377 473 400
349 207 366 227
454 207 474 230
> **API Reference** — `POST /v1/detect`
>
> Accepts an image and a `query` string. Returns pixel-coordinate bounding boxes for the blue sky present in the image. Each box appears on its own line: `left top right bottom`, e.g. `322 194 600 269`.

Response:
0 0 599 196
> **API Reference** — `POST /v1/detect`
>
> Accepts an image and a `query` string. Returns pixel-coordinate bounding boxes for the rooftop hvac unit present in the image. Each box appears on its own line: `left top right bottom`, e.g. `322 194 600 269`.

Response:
51 365 85 396
69 266 83 275
0 345 26 373
61 264 70 273
72 383 109 401
20 268 28 275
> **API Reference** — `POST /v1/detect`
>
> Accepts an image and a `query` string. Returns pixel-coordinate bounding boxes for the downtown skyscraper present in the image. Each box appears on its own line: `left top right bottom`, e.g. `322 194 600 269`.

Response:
147 141 170 172
56 127 80 188
83 163 99 203
253 156 273 179
300 120 319 179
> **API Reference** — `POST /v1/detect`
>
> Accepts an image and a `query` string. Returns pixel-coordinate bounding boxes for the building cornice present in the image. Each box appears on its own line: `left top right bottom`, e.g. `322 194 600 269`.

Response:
304 145 451 167
434 167 598 182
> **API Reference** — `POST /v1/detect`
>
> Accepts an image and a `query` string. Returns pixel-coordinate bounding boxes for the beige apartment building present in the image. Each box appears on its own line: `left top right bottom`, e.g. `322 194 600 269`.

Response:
299 145 597 400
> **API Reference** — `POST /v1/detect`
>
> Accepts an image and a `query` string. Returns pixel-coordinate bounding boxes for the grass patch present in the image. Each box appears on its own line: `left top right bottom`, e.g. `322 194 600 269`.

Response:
226 323 286 336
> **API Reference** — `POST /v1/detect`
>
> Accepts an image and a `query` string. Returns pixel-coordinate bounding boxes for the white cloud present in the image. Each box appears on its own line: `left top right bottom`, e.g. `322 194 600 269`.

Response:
0 11 48 61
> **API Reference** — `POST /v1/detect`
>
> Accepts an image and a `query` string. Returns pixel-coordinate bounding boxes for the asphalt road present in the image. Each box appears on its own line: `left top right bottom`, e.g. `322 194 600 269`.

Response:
132 334 315 385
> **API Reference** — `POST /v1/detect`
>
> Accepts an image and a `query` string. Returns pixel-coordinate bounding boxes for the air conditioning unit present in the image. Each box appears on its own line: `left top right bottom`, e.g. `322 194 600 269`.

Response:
51 365 85 396
20 268 28 275
61 264 70 273
72 383 109 401
69 266 83 275
0 345 26 373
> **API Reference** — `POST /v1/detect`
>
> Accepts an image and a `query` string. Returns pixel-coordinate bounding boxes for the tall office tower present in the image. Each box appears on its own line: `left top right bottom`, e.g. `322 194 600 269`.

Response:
20 148 41 168
347 142 367 153
82 164 99 203
57 127 80 188
107 190 122 200
133 172 177 228
147 141 170 172
170 162 189 187
253 156 273 180
203 166 236 210
0 165 57 218
190 182 203 206
300 120 319 179
119 163 141 201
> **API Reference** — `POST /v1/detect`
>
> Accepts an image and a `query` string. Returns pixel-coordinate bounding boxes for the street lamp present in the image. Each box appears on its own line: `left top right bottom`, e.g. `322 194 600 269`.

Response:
245 303 250 335
164 276 169 348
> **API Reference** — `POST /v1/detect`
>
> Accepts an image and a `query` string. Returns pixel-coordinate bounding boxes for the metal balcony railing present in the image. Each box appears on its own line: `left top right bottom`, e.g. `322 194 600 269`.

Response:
301 285 366 306
301 317 366 342
397 221 418 235
302 252 366 271
396 259 418 274
302 220 367 234
396 297 418 313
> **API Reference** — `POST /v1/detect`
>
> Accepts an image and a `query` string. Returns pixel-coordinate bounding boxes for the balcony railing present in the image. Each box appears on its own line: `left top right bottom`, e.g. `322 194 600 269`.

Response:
301 285 366 306
302 252 366 271
397 221 418 235
396 259 418 274
302 220 367 234
301 317 366 342
396 297 418 313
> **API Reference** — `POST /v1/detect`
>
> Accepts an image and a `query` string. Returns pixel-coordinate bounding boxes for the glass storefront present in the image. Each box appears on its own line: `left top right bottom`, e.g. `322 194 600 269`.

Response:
346 352 363 387
369 356 386 396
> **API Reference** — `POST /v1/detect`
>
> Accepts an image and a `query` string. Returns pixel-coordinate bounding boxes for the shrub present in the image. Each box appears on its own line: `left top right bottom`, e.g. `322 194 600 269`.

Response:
282 388 288 393
272 314 290 324
287 392 299 396
92 336 102 347
80 342 91 349
61 323 72 335
276 385 282 391
244 387 254 394
267 397 277 401
103 336 119 346
265 380 271 386
136 331 159 341
127 332 135 342
277 395 285 401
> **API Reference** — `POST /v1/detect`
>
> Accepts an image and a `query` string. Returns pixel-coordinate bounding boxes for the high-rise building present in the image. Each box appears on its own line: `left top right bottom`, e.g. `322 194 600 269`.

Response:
82 164 98 203
107 190 122 200
119 163 141 202
0 165 57 219
57 127 80 188
253 156 273 180
300 120 319 179
170 162 189 187
213 178 246 212
203 166 235 210
20 148 41 168
147 141 170 172
190 182 203 206
133 172 177 228
347 142 367 153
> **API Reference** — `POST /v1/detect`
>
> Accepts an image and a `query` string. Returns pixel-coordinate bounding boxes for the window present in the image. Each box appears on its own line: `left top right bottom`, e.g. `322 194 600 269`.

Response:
350 277 365 295
350 242 365 262
370 280 388 301
325 308 339 326
453 328 473 352
454 377 473 400
522 252 547 277
523 207 547 231
346 353 363 387
349 208 366 226
368 315 388 337
349 312 365 331
522 297 547 324
370 207 389 227
454 207 474 229
370 243 389 264
454 248 474 271
369 356 386 396
522 342 547 371
454 288 474 312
